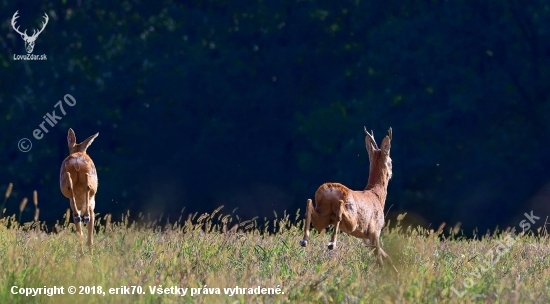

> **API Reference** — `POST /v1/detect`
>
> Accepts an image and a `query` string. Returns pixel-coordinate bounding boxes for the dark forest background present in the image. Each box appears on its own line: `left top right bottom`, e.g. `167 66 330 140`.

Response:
1 0 550 235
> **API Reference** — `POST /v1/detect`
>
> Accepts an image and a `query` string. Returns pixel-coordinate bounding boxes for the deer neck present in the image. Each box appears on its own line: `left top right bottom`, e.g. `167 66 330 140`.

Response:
364 165 389 206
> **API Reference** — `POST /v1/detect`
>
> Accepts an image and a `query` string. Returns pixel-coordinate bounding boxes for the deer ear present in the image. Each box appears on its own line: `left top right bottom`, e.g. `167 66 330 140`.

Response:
67 128 76 149
79 132 99 153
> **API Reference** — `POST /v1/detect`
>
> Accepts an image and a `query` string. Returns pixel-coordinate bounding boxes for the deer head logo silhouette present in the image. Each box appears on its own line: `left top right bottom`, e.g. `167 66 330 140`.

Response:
11 11 49 54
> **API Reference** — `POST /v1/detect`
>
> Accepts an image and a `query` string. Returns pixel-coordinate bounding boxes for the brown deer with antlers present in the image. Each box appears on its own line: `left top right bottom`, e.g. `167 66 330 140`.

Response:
300 127 396 269
60 129 99 250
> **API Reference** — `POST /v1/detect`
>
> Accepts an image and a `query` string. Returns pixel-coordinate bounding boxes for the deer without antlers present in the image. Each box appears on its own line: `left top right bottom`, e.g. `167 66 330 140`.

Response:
11 10 49 53
60 129 99 250
300 127 396 270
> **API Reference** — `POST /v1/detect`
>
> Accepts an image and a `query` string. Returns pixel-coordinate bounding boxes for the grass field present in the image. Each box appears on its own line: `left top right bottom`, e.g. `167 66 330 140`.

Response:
0 205 549 304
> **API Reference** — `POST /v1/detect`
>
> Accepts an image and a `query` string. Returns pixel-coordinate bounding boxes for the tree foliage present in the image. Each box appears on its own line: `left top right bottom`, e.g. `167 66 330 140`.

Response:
1 0 549 233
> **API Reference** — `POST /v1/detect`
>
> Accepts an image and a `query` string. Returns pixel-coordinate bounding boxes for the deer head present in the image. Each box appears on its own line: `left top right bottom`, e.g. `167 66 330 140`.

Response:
67 128 99 155
11 11 49 54
364 127 393 183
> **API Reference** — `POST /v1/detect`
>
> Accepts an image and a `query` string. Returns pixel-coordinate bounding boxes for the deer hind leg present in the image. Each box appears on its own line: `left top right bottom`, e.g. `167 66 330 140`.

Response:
300 199 330 247
66 172 80 222
84 173 94 249
328 199 345 250
66 172 83 238
81 173 91 224
87 206 94 250
300 199 314 247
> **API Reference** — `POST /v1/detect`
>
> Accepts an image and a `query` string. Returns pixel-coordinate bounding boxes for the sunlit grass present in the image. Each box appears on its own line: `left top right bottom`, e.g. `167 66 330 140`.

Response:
0 203 549 303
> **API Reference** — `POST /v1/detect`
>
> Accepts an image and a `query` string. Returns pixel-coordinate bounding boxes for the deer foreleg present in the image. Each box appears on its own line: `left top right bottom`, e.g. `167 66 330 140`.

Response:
368 231 398 273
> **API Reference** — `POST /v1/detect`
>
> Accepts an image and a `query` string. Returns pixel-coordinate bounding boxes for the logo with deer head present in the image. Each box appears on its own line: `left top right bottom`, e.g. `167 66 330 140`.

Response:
11 10 49 54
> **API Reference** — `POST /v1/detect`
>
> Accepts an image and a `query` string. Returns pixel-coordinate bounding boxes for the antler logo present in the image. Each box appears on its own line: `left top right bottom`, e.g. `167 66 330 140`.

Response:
11 10 49 54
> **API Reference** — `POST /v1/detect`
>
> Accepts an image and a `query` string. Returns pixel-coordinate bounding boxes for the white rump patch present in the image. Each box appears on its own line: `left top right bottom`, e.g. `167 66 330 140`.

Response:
67 157 86 171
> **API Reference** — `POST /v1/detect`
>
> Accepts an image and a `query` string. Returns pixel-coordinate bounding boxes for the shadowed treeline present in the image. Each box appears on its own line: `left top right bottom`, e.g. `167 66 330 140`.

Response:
1 0 549 235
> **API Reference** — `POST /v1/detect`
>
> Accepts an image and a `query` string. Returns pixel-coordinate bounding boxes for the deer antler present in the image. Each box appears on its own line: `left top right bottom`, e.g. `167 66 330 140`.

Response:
364 126 379 149
30 13 49 39
11 11 26 37
388 127 392 140
11 11 49 40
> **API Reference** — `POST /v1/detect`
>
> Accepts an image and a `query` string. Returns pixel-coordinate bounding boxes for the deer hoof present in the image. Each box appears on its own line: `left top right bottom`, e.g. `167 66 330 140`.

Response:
73 216 81 223
300 240 308 247
327 242 335 250
82 215 90 224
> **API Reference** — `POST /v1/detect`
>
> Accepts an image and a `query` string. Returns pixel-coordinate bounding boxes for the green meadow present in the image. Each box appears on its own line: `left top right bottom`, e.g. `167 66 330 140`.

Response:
0 201 549 304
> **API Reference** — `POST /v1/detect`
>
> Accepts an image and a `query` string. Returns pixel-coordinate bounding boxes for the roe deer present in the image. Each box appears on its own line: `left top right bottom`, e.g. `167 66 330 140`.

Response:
60 128 99 249
300 127 396 270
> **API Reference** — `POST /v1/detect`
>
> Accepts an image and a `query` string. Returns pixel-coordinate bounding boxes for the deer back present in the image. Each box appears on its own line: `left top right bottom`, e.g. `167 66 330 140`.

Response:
60 129 99 199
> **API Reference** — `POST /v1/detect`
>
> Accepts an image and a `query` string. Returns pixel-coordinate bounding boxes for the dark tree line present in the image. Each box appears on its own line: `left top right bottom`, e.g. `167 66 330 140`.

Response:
1 0 549 235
